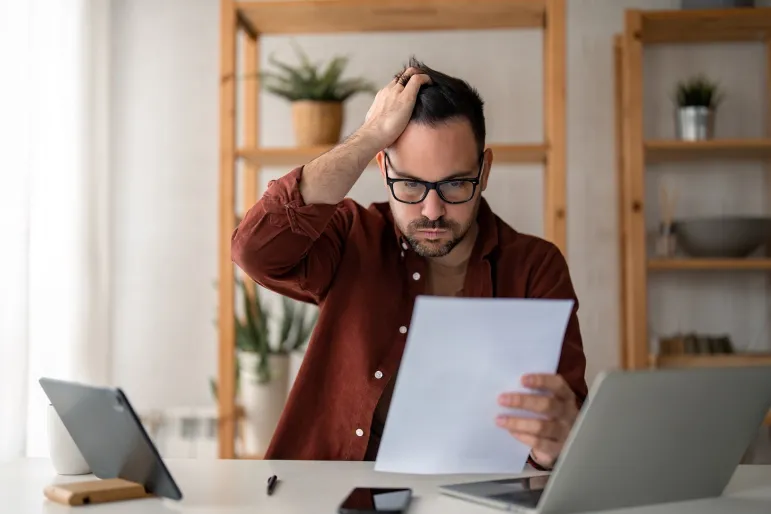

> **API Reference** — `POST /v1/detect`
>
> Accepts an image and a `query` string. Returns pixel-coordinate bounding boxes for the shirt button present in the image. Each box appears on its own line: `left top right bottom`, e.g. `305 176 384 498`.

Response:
402 242 409 250
356 428 364 437
374 370 383 379
399 326 407 334
412 272 420 281
400 251 405 258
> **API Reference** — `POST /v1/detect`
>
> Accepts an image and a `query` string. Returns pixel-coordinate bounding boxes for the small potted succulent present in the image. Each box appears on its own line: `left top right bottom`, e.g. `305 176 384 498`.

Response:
261 42 377 146
673 74 723 141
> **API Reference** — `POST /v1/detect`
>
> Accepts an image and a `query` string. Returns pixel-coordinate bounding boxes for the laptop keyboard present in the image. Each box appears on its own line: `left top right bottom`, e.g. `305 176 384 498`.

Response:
490 488 543 509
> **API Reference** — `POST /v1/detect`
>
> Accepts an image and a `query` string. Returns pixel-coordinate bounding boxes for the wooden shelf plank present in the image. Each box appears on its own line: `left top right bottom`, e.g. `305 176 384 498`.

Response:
654 353 771 368
237 143 547 167
648 259 771 271
490 143 548 164
637 7 771 44
645 139 771 162
236 0 546 35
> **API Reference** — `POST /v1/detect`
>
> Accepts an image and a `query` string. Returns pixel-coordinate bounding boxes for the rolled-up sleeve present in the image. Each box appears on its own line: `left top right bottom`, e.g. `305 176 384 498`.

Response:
528 242 588 408
231 166 354 303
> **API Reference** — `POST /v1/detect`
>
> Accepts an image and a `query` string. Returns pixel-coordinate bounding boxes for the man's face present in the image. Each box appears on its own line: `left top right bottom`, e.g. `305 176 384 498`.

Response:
377 118 491 258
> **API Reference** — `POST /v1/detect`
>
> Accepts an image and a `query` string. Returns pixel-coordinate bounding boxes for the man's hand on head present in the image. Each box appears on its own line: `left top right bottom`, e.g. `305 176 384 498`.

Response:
495 373 580 469
298 67 430 206
362 67 431 149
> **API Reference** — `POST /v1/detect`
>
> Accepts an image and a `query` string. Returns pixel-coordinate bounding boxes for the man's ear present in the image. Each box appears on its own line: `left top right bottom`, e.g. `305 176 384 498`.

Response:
376 150 386 183
480 148 493 191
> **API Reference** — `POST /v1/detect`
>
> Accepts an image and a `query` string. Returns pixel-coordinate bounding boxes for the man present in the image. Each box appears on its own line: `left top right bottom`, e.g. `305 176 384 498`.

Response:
231 58 588 470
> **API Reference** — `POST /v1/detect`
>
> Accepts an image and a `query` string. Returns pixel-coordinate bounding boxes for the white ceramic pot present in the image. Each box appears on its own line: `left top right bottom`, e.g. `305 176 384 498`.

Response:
46 404 90 475
237 352 289 457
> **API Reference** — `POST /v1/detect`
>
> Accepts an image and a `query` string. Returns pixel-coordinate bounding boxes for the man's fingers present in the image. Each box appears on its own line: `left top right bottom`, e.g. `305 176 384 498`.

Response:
496 415 565 441
393 66 420 86
401 73 431 97
498 392 567 417
522 373 573 400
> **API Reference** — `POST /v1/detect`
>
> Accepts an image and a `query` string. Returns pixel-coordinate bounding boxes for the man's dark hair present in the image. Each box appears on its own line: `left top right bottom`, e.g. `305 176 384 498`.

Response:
397 56 486 154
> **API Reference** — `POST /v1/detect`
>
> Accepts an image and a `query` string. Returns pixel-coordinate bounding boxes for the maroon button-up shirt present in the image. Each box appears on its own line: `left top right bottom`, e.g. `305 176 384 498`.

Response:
231 166 588 462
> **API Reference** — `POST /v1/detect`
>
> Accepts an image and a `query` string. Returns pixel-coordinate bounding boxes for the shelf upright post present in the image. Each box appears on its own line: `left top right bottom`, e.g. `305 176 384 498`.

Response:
218 0 238 459
543 0 567 257
621 10 649 370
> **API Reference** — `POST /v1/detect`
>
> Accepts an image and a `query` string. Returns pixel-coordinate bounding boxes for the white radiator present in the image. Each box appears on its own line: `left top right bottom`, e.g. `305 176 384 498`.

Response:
139 406 220 459
138 351 305 459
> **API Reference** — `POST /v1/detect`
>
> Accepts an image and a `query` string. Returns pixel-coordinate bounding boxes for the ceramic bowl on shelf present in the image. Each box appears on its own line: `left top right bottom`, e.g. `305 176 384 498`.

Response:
671 216 771 258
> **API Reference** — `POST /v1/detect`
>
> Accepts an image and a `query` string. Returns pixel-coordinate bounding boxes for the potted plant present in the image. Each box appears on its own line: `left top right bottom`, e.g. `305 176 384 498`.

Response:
210 278 317 457
673 74 723 141
261 42 377 146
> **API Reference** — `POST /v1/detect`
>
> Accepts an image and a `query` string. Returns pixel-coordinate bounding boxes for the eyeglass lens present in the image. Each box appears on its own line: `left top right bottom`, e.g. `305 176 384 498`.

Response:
392 180 475 203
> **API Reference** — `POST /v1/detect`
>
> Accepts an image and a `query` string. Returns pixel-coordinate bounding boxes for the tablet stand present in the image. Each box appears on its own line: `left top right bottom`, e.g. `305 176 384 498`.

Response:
44 478 154 506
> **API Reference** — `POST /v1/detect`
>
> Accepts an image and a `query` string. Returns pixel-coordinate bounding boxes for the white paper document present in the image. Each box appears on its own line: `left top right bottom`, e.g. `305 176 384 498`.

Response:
373 296 574 475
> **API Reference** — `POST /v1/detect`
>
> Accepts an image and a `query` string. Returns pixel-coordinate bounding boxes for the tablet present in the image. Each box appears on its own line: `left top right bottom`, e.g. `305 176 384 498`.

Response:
39 377 183 500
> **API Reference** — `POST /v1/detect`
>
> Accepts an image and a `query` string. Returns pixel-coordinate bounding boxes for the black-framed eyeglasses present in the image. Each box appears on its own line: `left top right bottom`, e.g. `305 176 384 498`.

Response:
384 151 484 204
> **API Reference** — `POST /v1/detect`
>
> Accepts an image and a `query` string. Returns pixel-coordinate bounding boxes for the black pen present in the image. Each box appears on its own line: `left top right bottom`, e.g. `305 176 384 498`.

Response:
267 474 278 496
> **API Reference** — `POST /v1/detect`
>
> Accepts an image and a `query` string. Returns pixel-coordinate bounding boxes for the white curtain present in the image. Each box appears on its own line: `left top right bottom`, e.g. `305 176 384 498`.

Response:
0 0 111 460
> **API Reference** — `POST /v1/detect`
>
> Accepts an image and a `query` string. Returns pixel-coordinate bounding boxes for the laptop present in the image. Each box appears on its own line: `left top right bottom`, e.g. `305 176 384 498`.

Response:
39 377 183 500
440 366 771 513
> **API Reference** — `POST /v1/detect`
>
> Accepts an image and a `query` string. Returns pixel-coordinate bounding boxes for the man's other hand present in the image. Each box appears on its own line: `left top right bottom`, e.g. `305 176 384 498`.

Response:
495 373 579 469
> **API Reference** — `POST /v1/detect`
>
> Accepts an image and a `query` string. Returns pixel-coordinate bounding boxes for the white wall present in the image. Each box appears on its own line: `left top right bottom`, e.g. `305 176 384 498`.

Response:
110 0 220 409
110 0 770 411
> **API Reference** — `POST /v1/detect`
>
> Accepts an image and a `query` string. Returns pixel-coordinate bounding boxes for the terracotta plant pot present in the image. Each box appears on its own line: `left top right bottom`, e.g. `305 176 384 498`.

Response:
291 100 343 146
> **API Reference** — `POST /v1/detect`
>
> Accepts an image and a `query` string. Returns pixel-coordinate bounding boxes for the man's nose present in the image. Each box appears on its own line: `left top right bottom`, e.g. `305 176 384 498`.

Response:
421 190 446 221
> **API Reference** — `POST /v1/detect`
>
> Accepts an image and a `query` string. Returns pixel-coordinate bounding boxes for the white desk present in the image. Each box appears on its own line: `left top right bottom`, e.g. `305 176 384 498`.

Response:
3 458 771 514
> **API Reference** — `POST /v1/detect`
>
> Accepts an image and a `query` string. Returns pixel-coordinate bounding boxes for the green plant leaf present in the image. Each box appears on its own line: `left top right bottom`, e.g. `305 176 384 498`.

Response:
209 377 217 401
291 39 319 84
300 310 319 347
292 303 306 351
209 357 240 404
335 77 378 102
237 279 271 383
673 74 723 108
257 44 376 102
278 296 295 353
212 278 319 388
315 56 348 99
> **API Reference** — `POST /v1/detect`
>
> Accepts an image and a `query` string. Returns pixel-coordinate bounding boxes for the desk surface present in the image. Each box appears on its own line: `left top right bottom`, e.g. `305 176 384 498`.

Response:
4 458 771 514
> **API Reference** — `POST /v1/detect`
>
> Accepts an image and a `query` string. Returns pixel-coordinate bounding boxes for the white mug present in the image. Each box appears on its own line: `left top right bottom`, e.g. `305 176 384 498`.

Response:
46 404 90 475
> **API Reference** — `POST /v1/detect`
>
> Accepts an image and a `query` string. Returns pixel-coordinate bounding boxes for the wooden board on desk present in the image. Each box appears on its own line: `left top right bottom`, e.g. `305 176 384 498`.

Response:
44 478 152 506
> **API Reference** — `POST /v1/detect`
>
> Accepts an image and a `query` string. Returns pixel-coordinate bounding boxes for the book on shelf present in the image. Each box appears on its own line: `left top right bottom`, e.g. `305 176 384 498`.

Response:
657 332 735 356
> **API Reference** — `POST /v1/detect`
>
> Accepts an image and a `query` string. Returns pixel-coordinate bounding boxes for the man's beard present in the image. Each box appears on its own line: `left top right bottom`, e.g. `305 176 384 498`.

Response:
403 216 470 257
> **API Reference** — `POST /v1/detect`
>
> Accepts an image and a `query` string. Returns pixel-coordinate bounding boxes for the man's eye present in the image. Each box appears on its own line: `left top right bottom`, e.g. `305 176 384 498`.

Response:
404 181 421 188
447 181 464 188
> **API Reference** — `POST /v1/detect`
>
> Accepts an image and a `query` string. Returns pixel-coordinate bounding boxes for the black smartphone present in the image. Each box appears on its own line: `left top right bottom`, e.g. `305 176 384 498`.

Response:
338 487 413 514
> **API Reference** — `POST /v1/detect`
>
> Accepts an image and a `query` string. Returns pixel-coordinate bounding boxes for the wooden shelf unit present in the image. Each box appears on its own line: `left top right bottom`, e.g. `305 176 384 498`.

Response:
636 7 771 44
218 0 569 459
645 138 771 163
653 353 771 369
615 7 771 383
237 0 547 34
236 143 548 167
648 259 771 271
